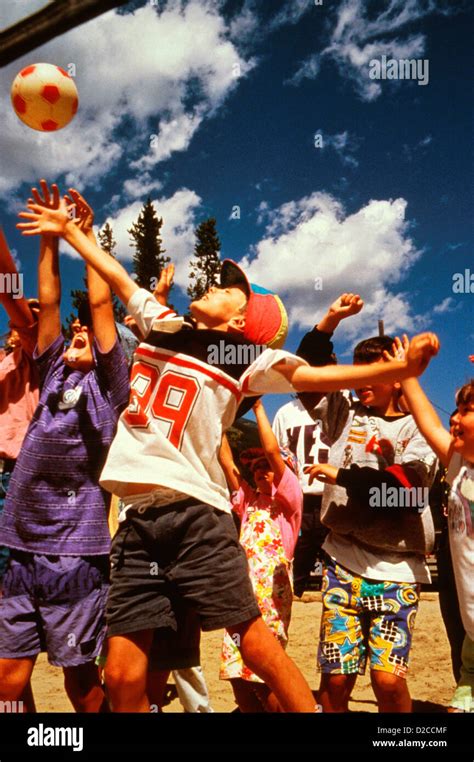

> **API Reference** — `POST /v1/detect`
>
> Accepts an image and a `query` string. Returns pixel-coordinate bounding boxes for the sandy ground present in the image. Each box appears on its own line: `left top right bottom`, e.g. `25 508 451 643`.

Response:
30 592 455 713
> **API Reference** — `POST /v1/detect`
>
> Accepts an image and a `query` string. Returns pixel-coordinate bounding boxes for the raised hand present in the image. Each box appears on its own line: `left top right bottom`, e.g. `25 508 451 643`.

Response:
383 334 410 362
406 333 440 376
153 263 174 305
328 293 364 320
64 188 94 235
29 179 60 210
318 292 364 334
17 197 77 238
304 463 339 485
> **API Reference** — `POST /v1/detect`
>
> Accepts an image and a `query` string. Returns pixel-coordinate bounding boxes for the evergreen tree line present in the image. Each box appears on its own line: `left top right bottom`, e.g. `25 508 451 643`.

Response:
65 198 222 334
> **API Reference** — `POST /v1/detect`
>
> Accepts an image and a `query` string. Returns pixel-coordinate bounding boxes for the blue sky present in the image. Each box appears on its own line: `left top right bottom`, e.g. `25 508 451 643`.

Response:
0 0 472 424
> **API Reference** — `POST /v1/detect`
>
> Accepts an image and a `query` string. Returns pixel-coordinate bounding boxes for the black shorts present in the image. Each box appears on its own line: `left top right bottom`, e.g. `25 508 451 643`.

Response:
106 499 260 637
149 606 201 671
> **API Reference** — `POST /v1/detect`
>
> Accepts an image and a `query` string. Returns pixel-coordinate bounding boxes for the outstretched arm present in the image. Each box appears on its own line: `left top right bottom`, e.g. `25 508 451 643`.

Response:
0 225 35 329
18 194 138 307
400 378 452 467
28 182 62 355
383 335 452 467
253 399 286 485
317 293 364 335
66 189 116 354
274 333 439 393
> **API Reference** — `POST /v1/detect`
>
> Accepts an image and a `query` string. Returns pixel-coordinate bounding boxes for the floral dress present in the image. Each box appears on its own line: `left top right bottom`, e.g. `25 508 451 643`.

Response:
220 498 295 683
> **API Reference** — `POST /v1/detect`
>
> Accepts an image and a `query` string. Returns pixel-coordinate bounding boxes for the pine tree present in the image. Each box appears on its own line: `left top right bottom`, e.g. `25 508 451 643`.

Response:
97 222 127 323
128 198 170 292
187 217 222 300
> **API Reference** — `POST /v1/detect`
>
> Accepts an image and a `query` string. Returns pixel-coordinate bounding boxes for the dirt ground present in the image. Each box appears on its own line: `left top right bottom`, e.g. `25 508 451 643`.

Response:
30 592 455 713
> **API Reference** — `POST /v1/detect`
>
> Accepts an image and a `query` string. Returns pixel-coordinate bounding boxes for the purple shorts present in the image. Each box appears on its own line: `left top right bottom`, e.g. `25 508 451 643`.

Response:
0 550 109 667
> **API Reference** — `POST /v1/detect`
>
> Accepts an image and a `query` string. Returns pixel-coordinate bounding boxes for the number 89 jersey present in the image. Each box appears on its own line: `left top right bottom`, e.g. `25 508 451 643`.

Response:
100 289 306 514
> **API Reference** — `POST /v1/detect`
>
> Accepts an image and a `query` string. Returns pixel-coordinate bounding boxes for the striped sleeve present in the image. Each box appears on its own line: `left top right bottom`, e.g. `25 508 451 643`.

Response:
240 348 308 396
126 288 180 338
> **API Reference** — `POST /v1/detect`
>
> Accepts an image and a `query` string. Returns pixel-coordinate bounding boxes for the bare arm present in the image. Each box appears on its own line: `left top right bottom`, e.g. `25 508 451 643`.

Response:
66 189 117 354
253 399 286 484
401 378 453 467
37 234 61 355
273 332 439 393
317 293 364 334
218 433 241 492
0 225 35 328
64 223 137 308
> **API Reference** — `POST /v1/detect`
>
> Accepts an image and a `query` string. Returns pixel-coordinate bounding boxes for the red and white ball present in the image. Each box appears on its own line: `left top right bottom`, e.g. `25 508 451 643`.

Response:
11 62 78 132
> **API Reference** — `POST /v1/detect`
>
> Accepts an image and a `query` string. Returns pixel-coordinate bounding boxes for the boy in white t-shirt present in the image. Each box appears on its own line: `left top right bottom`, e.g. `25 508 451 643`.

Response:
306 335 438 713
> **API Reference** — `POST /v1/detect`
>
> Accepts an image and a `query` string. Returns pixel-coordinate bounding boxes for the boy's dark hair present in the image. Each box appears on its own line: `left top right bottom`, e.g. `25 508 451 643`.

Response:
353 335 394 364
455 380 474 408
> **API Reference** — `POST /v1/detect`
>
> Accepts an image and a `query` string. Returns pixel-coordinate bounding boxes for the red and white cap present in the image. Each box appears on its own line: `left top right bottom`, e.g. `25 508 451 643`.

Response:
220 260 288 349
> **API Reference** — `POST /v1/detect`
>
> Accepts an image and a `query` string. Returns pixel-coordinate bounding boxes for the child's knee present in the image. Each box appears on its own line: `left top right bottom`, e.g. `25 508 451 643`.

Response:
0 660 32 699
104 658 144 695
320 672 354 699
371 670 407 696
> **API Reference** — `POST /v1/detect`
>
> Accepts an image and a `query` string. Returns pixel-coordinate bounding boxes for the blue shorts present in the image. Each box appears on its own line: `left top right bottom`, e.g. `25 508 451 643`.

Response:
318 555 420 678
0 550 109 667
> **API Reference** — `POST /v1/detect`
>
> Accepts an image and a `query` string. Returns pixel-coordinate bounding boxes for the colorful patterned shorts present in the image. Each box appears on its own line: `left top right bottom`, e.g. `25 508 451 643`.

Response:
318 555 420 678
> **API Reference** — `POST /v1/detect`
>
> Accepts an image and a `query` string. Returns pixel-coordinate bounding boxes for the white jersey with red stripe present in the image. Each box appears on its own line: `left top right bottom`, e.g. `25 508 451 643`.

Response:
100 289 306 513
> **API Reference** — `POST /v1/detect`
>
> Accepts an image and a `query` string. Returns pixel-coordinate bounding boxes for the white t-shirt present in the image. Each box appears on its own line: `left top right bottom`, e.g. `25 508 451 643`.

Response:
446 453 474 640
100 289 307 515
272 398 331 495
322 533 431 584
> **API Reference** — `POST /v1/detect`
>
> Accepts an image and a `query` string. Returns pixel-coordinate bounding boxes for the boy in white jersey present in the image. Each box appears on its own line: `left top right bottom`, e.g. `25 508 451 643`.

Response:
18 191 439 712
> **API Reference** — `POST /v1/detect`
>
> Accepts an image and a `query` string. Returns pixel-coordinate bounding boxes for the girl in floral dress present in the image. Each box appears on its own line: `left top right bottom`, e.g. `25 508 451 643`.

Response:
219 399 303 711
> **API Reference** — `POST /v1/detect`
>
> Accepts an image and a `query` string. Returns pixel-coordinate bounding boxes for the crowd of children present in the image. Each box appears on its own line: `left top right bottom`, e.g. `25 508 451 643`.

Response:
0 179 470 715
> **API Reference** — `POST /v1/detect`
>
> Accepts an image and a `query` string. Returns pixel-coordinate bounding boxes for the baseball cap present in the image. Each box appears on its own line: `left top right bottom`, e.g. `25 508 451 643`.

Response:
220 260 288 349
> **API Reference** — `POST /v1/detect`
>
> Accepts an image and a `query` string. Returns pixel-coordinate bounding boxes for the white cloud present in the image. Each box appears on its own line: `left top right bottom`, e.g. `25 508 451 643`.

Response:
288 0 455 100
318 129 360 168
63 187 202 291
0 1 254 198
122 174 163 201
229 1 260 43
433 297 459 314
402 133 433 161
269 0 314 31
239 191 428 342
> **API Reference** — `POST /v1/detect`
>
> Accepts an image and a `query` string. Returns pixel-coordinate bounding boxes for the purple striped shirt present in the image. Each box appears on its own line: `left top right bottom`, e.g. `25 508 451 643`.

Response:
0 335 130 555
